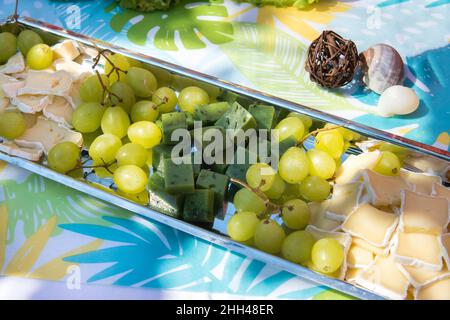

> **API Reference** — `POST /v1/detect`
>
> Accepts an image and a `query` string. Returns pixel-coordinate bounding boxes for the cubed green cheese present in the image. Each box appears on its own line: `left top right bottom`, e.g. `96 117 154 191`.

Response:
152 144 173 173
149 189 184 218
193 102 230 125
191 126 226 151
214 102 256 139
163 158 195 194
161 112 187 145
196 169 229 212
248 104 276 130
182 189 215 223
225 146 258 181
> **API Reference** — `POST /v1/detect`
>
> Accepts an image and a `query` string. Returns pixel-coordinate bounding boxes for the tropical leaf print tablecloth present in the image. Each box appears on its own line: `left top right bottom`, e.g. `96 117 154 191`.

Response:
0 0 449 299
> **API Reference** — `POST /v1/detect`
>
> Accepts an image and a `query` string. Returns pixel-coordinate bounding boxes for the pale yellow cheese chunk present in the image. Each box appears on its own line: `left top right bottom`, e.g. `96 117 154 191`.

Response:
345 267 364 283
361 169 412 206
308 200 341 231
400 190 449 235
351 237 390 256
400 169 441 195
415 277 450 300
433 183 450 199
52 40 80 61
393 230 443 271
347 244 374 268
342 203 398 247
305 225 351 280
398 263 449 288
442 234 450 267
43 96 74 128
335 151 381 184
325 182 363 221
356 254 410 300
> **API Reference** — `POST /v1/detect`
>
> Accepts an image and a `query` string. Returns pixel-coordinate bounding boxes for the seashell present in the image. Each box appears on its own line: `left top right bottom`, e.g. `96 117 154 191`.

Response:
378 85 419 117
360 44 404 94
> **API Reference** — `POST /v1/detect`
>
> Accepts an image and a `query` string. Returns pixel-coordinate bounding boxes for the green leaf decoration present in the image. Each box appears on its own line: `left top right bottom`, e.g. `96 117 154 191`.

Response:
220 23 364 112
109 0 234 50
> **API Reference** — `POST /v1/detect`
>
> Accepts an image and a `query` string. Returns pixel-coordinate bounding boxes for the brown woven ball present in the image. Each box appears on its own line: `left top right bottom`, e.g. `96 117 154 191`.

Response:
305 30 359 88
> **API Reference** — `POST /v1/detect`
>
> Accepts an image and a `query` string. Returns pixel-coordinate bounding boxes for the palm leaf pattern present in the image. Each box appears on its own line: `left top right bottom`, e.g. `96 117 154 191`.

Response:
220 22 364 113
107 0 233 50
61 215 326 298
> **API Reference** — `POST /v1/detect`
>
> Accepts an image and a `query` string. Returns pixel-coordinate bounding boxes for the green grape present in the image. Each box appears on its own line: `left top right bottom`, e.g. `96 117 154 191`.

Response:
246 163 277 192
17 30 43 56
287 112 313 130
279 147 309 184
0 112 26 139
72 102 105 133
274 117 304 142
307 149 336 180
299 176 331 202
105 53 131 83
0 32 17 64
82 129 102 149
227 211 260 242
110 81 136 114
116 143 148 167
48 142 80 173
152 87 178 113
101 106 130 138
113 164 148 195
254 220 286 254
80 74 110 103
374 151 401 176
281 230 315 264
311 238 344 274
126 67 157 98
264 174 286 200
315 129 344 159
324 123 361 142
89 133 122 163
145 65 174 88
233 188 266 215
279 183 301 203
130 100 159 122
282 198 310 230
379 142 409 160
178 86 210 113
26 44 53 70
127 121 161 149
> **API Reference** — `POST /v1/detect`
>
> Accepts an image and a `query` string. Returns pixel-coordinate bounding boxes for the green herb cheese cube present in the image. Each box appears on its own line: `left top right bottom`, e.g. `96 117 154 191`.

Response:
214 102 256 139
182 189 215 223
193 102 230 125
149 173 184 218
196 169 229 212
161 112 187 145
152 144 174 173
248 104 276 130
163 158 195 194
225 146 258 182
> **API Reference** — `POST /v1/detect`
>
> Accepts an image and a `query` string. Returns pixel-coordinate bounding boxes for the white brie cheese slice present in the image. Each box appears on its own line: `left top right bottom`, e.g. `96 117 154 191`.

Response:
43 96 73 127
52 40 81 61
398 263 449 288
335 151 381 184
400 169 442 195
308 200 341 232
17 70 73 97
414 277 450 300
53 59 92 80
11 94 53 114
326 182 363 221
0 141 43 161
0 52 26 74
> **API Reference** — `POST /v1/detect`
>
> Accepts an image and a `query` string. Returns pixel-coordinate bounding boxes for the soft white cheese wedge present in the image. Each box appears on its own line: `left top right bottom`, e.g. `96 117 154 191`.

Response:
14 117 82 154
0 52 26 74
360 169 412 207
351 237 390 256
404 154 449 176
64 71 90 108
347 244 374 269
52 40 81 61
17 70 73 97
308 200 341 232
442 234 450 267
53 59 92 80
43 96 73 128
355 254 410 300
392 230 443 271
0 141 43 161
342 203 398 248
11 94 53 114
335 150 381 184
414 277 450 300
399 190 449 235
433 183 450 199
398 263 449 288
325 182 363 222
305 225 352 280
345 267 364 284
400 169 442 195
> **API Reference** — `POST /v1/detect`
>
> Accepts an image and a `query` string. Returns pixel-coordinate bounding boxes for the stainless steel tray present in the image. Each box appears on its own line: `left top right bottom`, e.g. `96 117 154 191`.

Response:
1 16 449 300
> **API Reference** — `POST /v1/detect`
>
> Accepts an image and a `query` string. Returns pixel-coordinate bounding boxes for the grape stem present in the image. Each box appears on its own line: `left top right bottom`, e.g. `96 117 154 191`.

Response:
91 45 128 80
229 178 281 219
94 70 123 106
66 159 117 175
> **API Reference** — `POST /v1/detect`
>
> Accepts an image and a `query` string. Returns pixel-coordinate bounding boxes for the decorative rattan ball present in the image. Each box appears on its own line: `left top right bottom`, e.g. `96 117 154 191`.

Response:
305 30 358 88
